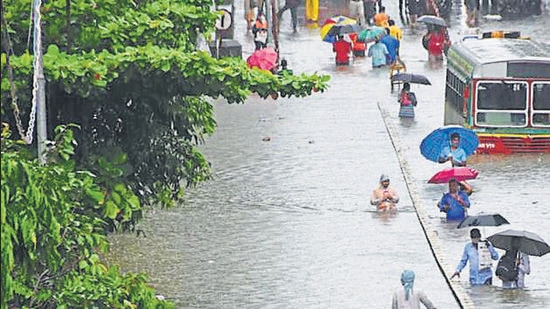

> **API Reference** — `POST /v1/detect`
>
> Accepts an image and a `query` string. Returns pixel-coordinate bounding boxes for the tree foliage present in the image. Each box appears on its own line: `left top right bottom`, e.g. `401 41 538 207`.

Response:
1 0 330 212
1 0 330 307
1 125 174 308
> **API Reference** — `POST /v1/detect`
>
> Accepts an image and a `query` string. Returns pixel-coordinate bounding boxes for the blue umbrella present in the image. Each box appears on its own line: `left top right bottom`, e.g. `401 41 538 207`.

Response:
419 125 479 163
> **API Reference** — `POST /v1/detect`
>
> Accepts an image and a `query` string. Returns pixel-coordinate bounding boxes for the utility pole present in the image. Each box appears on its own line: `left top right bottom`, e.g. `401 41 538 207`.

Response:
33 0 47 164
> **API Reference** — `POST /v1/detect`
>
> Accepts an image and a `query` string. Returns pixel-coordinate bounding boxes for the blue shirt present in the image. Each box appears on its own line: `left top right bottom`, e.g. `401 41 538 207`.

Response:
439 190 470 220
456 242 499 285
439 145 467 166
380 35 400 64
367 42 388 67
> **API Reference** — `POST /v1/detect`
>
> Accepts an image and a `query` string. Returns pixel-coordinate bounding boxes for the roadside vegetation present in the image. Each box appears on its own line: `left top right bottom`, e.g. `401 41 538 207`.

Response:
1 0 330 307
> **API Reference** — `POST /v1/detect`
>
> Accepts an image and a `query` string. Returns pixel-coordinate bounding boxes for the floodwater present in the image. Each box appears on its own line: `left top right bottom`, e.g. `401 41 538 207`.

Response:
106 1 550 308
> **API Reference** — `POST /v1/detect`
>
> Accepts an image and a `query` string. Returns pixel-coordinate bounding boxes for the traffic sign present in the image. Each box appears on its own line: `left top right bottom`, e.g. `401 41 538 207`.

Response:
215 9 232 31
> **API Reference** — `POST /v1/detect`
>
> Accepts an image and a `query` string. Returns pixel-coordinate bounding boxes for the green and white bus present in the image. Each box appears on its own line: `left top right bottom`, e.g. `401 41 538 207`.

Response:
444 34 550 154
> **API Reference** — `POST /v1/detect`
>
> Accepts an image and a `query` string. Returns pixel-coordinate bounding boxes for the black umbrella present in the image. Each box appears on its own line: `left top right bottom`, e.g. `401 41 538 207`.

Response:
326 23 362 37
417 15 447 27
456 213 510 229
487 229 550 257
391 73 431 85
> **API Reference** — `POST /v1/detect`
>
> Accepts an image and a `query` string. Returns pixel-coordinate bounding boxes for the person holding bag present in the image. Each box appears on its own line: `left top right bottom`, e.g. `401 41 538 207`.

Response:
451 228 499 285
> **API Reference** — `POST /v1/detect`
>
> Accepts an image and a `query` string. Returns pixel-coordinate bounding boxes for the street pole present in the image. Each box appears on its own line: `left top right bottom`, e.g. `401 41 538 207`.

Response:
33 0 47 164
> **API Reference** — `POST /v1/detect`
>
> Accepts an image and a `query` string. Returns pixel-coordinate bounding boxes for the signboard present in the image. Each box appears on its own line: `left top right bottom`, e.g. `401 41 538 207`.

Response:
215 9 232 31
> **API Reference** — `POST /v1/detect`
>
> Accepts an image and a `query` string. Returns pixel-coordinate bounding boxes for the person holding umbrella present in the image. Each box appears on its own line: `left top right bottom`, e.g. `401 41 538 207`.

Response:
398 82 417 118
437 132 474 194
490 231 549 289
333 35 352 66
438 133 468 167
437 179 470 221
488 231 547 289
423 25 450 61
496 247 530 289
451 228 499 285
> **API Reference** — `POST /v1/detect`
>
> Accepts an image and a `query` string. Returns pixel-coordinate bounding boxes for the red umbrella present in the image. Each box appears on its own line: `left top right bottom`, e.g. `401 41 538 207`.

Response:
246 47 278 71
428 167 479 184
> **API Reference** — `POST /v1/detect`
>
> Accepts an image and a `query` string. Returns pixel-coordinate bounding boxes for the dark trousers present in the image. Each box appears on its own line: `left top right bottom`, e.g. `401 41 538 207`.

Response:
363 1 377 25
277 5 298 30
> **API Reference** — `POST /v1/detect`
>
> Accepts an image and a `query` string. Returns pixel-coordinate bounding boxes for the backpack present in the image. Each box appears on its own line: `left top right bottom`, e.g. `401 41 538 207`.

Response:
408 92 417 107
495 254 518 281
400 91 411 106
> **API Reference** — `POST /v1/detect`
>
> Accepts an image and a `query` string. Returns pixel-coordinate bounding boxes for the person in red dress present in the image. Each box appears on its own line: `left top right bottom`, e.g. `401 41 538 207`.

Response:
424 26 450 61
332 35 352 65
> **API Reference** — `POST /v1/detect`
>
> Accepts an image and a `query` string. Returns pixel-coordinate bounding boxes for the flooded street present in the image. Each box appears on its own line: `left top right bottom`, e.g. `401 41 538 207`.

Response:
106 1 550 308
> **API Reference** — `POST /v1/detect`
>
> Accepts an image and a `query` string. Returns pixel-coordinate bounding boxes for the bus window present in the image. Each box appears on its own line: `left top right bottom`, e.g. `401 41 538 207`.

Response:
533 83 550 110
475 81 528 127
477 82 527 110
533 82 550 127
533 113 550 126
509 63 550 78
476 111 526 126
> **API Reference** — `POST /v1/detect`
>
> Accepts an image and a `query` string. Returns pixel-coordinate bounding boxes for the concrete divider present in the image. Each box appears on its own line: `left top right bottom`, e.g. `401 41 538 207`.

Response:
378 102 476 309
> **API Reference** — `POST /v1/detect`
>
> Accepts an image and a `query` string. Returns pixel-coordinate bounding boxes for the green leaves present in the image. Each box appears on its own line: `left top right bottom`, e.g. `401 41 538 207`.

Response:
2 0 330 213
1 126 173 308
1 0 331 306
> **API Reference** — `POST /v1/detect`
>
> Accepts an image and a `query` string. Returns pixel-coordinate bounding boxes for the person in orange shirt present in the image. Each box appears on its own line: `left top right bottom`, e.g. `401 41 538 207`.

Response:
244 0 257 31
373 6 389 28
252 13 268 50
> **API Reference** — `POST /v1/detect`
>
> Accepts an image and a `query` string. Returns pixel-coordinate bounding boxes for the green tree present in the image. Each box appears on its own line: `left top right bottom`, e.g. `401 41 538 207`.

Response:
1 0 330 213
1 0 329 307
1 125 174 308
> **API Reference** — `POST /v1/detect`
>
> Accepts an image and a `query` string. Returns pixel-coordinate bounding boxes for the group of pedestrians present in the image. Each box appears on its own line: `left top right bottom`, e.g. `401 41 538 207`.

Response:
348 0 384 26
331 18 403 69
451 228 531 289
371 129 534 307
435 133 534 292
434 134 532 290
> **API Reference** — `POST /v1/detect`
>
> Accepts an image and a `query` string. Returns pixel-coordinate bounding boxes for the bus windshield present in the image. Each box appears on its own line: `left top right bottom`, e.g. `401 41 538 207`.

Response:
475 81 527 127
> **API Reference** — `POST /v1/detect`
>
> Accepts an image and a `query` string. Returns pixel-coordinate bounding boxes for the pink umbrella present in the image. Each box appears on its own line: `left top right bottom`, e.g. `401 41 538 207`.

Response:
246 47 278 71
428 167 479 184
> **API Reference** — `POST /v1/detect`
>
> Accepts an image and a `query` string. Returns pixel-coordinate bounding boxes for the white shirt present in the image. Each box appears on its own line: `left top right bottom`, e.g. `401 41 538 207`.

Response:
392 288 436 309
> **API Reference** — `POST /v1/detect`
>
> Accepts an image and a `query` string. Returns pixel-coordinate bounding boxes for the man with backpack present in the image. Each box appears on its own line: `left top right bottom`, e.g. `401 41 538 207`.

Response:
496 239 531 288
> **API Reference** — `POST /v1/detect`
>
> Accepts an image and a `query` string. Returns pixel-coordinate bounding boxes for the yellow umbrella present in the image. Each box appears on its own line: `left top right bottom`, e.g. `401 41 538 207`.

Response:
320 16 358 43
